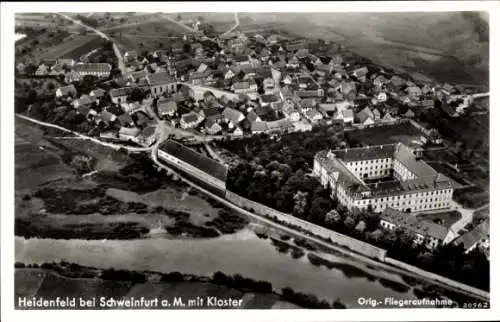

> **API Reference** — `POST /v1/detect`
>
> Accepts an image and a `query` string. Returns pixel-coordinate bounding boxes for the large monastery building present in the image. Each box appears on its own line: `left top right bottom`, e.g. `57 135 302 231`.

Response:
313 143 454 213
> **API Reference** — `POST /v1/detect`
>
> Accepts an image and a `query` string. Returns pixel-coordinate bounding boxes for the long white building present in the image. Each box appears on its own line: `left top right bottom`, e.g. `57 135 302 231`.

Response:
313 143 454 213
157 140 228 193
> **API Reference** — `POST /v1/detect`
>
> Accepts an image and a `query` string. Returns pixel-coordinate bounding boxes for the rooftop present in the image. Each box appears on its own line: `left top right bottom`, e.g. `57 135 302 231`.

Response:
109 87 133 98
381 207 450 240
315 143 453 196
73 63 112 73
222 107 244 124
159 140 228 182
454 219 489 250
147 72 176 86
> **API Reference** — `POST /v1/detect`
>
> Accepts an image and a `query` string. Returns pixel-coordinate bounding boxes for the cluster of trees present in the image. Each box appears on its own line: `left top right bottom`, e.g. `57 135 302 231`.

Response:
75 14 99 28
223 125 347 224
211 272 273 294
15 217 148 240
228 163 336 225
221 124 345 167
418 104 488 160
210 272 345 308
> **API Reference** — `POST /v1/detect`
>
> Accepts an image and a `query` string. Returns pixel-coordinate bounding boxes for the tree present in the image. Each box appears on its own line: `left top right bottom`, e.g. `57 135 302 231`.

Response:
355 220 366 234
128 87 147 102
110 68 122 79
367 229 384 242
325 209 341 226
176 14 182 21
343 213 358 230
292 191 308 218
24 63 37 76
45 81 56 92
183 43 192 54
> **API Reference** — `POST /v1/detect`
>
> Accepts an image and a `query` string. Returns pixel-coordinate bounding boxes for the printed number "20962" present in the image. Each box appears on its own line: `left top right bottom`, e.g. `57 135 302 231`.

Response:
462 302 489 309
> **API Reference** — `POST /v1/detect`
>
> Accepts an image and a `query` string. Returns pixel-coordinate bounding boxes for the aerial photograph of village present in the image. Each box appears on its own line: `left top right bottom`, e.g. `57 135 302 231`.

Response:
12 10 490 311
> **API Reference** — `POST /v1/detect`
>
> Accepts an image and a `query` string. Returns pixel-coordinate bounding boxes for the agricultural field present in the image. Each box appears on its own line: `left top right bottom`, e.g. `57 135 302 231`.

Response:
37 35 108 60
241 12 487 86
15 13 62 29
112 34 162 53
108 19 189 52
107 20 187 36
15 28 71 61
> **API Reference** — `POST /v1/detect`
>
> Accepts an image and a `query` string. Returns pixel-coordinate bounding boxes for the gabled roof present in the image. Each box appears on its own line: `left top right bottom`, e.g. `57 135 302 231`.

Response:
57 84 77 96
109 87 134 98
356 106 374 123
203 107 222 119
454 219 489 250
205 118 222 131
118 113 134 124
181 111 201 124
234 55 250 63
261 94 280 103
232 82 250 90
147 72 176 86
407 86 422 95
90 88 106 97
73 63 112 74
222 107 244 124
246 110 260 123
139 125 156 138
78 106 90 116
158 99 177 114
251 121 269 132
352 66 368 77
381 207 450 240
159 140 228 182
342 109 354 119
100 110 116 123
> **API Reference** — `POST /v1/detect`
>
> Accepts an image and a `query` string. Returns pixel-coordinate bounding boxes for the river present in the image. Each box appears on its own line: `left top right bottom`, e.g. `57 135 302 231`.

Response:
16 228 424 308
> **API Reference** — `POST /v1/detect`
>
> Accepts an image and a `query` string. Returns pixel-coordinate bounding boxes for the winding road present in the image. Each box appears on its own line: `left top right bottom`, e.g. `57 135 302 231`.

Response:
16 114 152 153
221 12 240 37
55 13 127 77
449 202 489 234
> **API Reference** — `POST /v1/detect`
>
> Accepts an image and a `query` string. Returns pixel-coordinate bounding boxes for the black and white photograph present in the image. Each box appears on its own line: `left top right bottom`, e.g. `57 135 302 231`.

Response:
1 1 498 322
